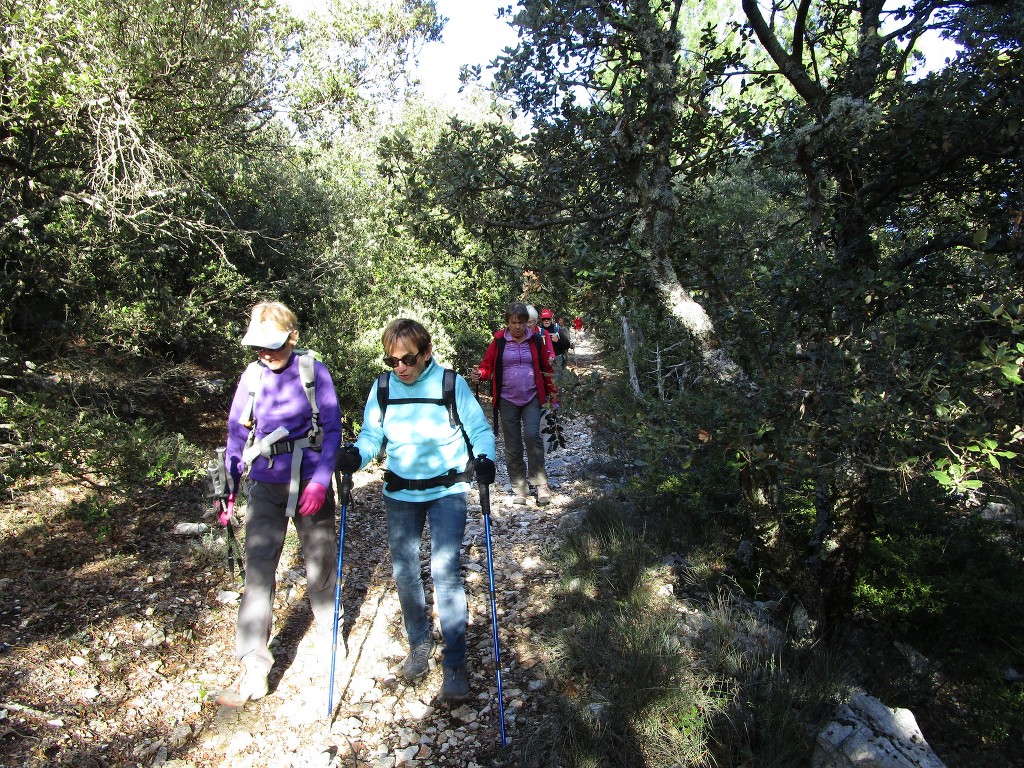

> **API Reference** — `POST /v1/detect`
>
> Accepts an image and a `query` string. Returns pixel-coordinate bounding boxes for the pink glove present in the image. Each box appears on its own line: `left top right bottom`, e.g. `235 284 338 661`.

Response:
219 493 236 527
297 482 327 517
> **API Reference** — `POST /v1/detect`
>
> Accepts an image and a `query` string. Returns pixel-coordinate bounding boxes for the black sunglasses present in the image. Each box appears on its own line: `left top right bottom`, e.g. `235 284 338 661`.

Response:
383 351 421 368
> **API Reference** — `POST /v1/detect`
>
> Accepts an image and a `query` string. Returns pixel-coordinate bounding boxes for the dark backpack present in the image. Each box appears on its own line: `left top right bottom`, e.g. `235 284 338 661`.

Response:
375 368 473 458
552 324 571 355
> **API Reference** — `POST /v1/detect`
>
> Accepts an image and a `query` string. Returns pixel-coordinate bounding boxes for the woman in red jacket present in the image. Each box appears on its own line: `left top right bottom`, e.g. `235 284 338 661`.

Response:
478 302 558 505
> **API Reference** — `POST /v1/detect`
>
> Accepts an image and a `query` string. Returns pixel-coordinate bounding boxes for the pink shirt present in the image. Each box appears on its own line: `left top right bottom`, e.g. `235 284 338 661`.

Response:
500 328 539 405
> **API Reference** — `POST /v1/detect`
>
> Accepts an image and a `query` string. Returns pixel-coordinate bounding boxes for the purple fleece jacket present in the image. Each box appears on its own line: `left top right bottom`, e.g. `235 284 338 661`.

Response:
225 353 341 489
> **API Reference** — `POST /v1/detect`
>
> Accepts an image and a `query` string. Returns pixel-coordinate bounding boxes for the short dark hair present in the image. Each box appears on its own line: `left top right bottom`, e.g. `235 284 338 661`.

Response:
382 318 431 356
506 302 529 323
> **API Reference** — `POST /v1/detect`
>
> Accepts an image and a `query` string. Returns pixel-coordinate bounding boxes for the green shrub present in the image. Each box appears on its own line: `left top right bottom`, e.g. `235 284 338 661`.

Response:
854 505 1024 653
709 643 854 768
531 496 724 767
1 391 204 495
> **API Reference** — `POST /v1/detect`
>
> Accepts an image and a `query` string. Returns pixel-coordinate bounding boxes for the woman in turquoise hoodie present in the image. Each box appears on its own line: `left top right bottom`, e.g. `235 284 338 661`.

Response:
336 319 496 703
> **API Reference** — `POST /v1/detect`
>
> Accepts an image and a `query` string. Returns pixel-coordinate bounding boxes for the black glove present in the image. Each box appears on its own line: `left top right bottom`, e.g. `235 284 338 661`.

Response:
336 445 362 474
474 455 496 485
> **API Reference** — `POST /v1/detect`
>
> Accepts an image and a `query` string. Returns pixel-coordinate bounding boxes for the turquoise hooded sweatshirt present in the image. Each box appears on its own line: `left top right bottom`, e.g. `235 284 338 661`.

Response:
353 359 496 502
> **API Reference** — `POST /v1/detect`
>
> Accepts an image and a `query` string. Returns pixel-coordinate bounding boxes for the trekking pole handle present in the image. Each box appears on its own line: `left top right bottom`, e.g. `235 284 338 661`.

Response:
205 460 220 496
211 447 228 496
339 473 353 507
479 482 490 517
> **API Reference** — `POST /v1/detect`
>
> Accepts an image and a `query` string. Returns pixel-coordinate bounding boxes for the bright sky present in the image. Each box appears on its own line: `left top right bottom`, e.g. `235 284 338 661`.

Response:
281 0 520 104
417 1 520 103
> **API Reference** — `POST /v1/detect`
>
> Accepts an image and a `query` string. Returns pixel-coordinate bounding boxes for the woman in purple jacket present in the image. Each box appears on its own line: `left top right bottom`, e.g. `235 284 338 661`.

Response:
216 301 342 707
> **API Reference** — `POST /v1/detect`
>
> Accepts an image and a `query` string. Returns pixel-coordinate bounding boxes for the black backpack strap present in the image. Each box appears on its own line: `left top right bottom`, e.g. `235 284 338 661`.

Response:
442 368 458 428
377 368 473 460
379 375 447 414
376 371 391 423
442 368 474 461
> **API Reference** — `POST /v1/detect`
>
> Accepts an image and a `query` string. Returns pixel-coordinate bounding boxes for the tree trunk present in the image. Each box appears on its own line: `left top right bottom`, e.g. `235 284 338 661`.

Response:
621 0 750 389
651 252 750 386
621 313 642 397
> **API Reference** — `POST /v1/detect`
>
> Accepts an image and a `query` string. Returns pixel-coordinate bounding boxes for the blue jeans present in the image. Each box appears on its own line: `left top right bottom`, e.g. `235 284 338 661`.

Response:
499 396 547 496
385 493 468 668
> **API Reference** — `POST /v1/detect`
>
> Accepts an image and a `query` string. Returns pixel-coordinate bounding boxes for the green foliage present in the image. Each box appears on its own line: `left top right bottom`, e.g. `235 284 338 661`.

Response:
250 109 509 413
533 487 852 768
854 502 1024 651
416 0 1024 635
625 461 742 548
951 678 1024 751
532 498 721 767
67 495 117 541
0 391 204 495
709 641 855 767
284 0 443 137
0 0 294 344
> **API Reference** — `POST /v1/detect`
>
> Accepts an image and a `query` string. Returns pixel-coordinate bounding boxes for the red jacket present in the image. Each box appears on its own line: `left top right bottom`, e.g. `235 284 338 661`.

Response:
537 326 556 363
478 329 558 419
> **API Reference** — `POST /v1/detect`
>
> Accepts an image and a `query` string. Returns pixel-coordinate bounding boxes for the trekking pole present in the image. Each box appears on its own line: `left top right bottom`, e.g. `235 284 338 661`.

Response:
225 519 243 582
327 472 352 719
207 448 244 583
479 483 507 746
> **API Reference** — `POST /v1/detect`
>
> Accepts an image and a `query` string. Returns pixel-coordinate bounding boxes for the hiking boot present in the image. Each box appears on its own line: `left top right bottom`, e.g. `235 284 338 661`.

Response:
399 638 435 682
511 494 528 506
439 664 470 703
536 484 551 505
215 663 268 707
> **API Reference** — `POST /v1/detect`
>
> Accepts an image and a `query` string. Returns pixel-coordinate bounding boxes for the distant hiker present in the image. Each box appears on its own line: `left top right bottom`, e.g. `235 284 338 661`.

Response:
542 310 571 366
335 319 496 704
526 304 556 365
217 301 342 707
573 316 583 338
478 302 558 506
539 308 559 348
558 315 573 357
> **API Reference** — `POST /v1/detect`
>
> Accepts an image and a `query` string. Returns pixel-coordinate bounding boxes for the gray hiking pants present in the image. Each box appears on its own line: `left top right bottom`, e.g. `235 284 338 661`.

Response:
499 396 548 496
235 479 337 673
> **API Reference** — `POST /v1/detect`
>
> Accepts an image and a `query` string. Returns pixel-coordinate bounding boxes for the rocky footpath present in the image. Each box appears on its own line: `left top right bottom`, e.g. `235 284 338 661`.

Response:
0 332 955 768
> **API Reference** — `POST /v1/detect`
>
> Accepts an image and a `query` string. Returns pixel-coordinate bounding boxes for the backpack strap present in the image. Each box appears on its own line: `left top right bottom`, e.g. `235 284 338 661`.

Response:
376 368 473 459
443 368 474 461
238 361 265 430
376 371 391 422
442 368 459 429
237 354 321 509
297 352 321 450
239 353 319 443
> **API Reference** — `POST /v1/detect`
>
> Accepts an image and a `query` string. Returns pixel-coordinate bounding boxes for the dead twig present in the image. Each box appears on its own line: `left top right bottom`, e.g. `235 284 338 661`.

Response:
1 701 62 723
